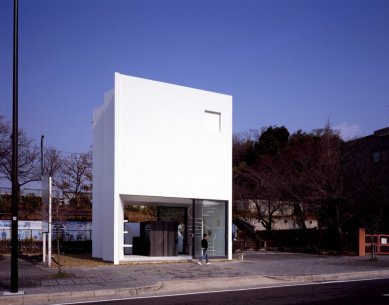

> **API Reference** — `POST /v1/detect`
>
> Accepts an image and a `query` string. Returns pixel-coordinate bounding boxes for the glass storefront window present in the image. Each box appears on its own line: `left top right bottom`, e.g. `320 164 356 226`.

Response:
123 199 227 258
194 199 226 257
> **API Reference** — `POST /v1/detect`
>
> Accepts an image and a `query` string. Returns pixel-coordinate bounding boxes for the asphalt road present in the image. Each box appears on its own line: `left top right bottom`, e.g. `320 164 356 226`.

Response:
70 278 389 305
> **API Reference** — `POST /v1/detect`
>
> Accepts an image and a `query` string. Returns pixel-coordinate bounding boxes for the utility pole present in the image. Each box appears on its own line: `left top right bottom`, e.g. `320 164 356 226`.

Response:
41 135 44 177
10 0 19 293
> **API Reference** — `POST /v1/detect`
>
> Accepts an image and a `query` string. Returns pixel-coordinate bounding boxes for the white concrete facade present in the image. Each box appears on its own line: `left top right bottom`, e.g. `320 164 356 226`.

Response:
92 73 232 264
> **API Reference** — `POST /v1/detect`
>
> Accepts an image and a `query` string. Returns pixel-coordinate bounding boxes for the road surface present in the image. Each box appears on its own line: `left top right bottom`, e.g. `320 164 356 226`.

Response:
61 277 389 305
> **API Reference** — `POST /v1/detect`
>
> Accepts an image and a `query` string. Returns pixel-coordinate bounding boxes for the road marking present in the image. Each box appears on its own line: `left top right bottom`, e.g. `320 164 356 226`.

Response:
53 277 389 305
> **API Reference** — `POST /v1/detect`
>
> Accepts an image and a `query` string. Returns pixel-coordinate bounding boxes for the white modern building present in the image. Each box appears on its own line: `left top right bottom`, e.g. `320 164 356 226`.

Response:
92 73 232 264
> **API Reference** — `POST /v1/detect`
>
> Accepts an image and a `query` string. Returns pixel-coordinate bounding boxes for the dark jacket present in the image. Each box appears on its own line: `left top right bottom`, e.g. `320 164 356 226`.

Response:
201 238 208 249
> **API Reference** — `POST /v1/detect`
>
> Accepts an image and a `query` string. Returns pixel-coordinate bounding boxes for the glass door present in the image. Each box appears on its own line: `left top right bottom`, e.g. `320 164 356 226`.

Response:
193 199 226 258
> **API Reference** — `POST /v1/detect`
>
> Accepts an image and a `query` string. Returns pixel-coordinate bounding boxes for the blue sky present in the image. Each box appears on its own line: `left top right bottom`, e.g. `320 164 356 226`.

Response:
1 0 388 153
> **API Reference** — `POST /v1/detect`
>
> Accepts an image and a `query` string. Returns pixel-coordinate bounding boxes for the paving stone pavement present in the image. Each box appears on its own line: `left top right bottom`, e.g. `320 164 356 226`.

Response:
1 251 389 304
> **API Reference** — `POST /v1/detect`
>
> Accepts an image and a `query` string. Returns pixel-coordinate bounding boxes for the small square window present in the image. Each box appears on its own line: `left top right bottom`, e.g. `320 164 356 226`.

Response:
204 111 221 132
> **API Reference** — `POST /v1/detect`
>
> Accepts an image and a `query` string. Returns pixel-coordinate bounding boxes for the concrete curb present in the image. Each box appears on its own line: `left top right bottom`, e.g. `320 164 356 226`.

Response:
154 270 389 295
155 275 284 295
0 282 163 305
266 269 389 283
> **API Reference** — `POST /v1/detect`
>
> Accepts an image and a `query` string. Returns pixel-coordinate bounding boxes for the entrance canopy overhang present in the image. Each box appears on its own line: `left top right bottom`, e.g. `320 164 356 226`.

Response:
120 194 193 207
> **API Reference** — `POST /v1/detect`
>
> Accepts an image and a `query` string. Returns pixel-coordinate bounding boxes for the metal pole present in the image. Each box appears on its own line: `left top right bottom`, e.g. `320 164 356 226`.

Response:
41 135 45 263
42 233 46 263
11 0 19 293
192 200 195 258
41 135 44 177
48 177 52 267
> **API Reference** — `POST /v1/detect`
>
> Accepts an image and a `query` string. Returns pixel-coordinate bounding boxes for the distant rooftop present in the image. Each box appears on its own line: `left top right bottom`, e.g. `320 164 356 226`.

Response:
373 127 389 137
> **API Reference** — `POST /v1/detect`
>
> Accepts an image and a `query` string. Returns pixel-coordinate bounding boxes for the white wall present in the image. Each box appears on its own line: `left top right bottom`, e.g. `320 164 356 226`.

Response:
92 105 103 259
92 90 116 261
93 73 233 263
115 73 232 201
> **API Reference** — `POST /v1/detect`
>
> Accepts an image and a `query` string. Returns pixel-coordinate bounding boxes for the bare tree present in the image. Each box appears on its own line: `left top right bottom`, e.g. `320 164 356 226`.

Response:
0 116 40 187
43 147 63 179
233 127 289 237
279 130 323 247
284 126 347 253
245 160 285 234
0 116 10 182
233 132 255 216
55 150 92 208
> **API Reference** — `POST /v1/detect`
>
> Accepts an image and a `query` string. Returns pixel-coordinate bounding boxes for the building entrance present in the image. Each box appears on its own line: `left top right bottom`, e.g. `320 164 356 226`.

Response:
193 200 227 258
122 197 228 260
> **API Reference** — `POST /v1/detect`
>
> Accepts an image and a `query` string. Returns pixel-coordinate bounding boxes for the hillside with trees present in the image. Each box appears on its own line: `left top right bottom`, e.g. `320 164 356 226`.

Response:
233 124 389 254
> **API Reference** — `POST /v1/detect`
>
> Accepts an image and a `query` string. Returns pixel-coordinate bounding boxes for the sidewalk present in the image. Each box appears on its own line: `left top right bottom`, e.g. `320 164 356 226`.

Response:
1 251 389 305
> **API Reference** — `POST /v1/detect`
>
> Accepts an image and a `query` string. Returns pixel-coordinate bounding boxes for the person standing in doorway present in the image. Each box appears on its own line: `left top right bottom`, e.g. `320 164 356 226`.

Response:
198 233 210 265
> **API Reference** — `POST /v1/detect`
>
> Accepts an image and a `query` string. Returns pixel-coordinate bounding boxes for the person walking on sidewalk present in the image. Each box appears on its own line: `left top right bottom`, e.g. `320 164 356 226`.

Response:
198 233 210 265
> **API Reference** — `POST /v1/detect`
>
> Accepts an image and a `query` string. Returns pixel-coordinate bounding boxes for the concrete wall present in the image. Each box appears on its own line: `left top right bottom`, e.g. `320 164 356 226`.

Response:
115 73 232 201
93 73 232 263
92 91 115 260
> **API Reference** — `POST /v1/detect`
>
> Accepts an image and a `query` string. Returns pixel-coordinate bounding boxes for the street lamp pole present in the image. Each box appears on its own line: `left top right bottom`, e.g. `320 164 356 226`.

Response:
41 135 44 177
11 0 19 293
